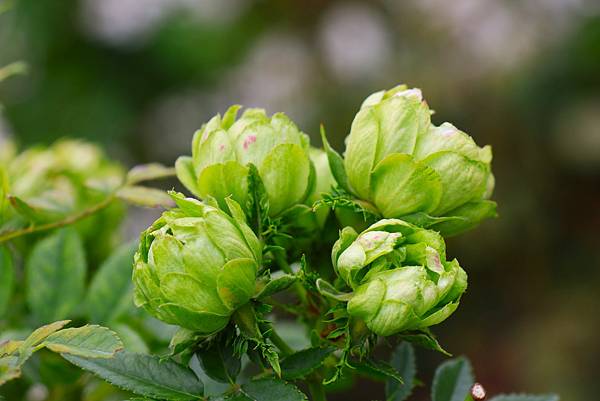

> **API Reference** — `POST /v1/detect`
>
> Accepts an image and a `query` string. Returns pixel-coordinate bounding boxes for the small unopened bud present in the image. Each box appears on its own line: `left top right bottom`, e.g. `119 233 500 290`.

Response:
471 383 486 400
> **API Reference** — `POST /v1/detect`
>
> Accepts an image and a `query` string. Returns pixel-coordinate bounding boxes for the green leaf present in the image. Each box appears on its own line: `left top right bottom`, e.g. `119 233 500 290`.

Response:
255 274 297 299
386 342 416 401
85 241 137 324
16 320 71 365
0 62 27 83
112 324 149 354
488 395 559 401
0 246 14 318
280 347 336 380
127 163 176 184
116 186 176 208
400 331 450 356
198 337 241 384
430 200 497 237
431 357 474 401
63 351 204 400
239 378 307 401
320 125 350 193
26 228 86 324
8 195 63 223
0 356 21 385
43 325 123 358
355 358 403 384
315 279 353 302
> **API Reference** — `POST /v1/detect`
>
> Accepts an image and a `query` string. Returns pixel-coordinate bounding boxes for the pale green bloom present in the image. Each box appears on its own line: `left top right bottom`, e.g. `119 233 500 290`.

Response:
342 85 496 236
133 193 262 334
332 219 467 336
176 106 314 217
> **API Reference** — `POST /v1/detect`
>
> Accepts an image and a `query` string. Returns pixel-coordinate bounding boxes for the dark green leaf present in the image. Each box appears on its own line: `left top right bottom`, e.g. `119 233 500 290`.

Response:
255 274 297 299
400 331 451 356
43 325 123 358
240 378 307 401
127 163 176 184
431 357 474 401
26 229 86 324
355 358 403 383
320 125 350 193
85 241 137 324
489 395 559 401
198 337 241 384
280 347 336 380
63 351 204 400
0 246 14 318
116 186 175 208
386 342 416 401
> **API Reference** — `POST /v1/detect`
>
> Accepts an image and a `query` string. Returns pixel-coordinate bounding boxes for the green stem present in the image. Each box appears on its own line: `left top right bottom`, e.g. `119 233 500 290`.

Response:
268 327 293 357
308 378 328 401
0 195 115 243
274 250 308 305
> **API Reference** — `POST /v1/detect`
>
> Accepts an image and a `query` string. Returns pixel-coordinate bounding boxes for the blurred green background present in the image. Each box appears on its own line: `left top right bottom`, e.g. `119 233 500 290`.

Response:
1 0 599 400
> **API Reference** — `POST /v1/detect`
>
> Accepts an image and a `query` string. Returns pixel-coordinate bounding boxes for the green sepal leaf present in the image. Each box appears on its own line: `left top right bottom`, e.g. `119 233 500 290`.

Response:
386 342 416 401
488 395 560 401
127 163 176 185
246 164 270 233
320 125 350 193
116 186 176 208
0 246 14 318
198 331 241 384
316 279 352 302
430 200 497 237
431 357 474 401
43 325 123 358
399 331 451 356
63 351 204 400
85 241 137 324
254 274 297 299
280 346 336 380
26 228 86 324
398 212 463 229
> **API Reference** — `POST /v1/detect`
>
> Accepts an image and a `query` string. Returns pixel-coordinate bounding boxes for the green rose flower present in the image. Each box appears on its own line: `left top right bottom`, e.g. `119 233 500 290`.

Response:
133 193 262 334
332 219 467 336
176 106 314 217
339 84 496 236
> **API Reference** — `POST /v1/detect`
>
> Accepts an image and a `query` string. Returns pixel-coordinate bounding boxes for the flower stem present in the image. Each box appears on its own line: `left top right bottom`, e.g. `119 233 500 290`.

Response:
268 326 293 356
308 378 328 401
0 195 116 243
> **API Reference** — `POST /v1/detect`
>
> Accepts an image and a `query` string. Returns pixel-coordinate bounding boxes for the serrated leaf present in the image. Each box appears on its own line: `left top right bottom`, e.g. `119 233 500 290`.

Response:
26 229 86 324
43 325 123 358
431 357 474 401
112 324 149 354
19 321 71 352
85 241 137 324
254 274 297 299
240 378 307 401
117 186 175 208
400 331 450 356
386 342 416 401
63 351 204 400
127 163 176 184
488 394 559 401
280 347 336 380
0 246 14 318
355 358 403 383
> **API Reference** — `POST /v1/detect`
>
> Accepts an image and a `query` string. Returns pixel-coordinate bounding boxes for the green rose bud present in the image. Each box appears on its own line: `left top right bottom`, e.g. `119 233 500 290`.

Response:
132 193 262 334
176 106 314 217
332 219 467 336
342 84 496 235
306 147 335 227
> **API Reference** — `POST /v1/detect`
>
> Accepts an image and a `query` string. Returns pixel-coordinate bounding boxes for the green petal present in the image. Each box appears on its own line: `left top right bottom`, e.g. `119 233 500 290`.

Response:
197 161 249 212
371 153 442 217
159 303 230 334
367 300 416 337
431 200 497 237
221 105 242 130
413 301 459 329
175 156 201 197
224 198 262 263
345 107 379 199
160 272 229 315
259 143 311 216
422 151 488 215
347 278 386 323
148 235 185 278
414 122 492 164
202 208 255 261
193 129 236 173
332 226 359 270
216 258 257 311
